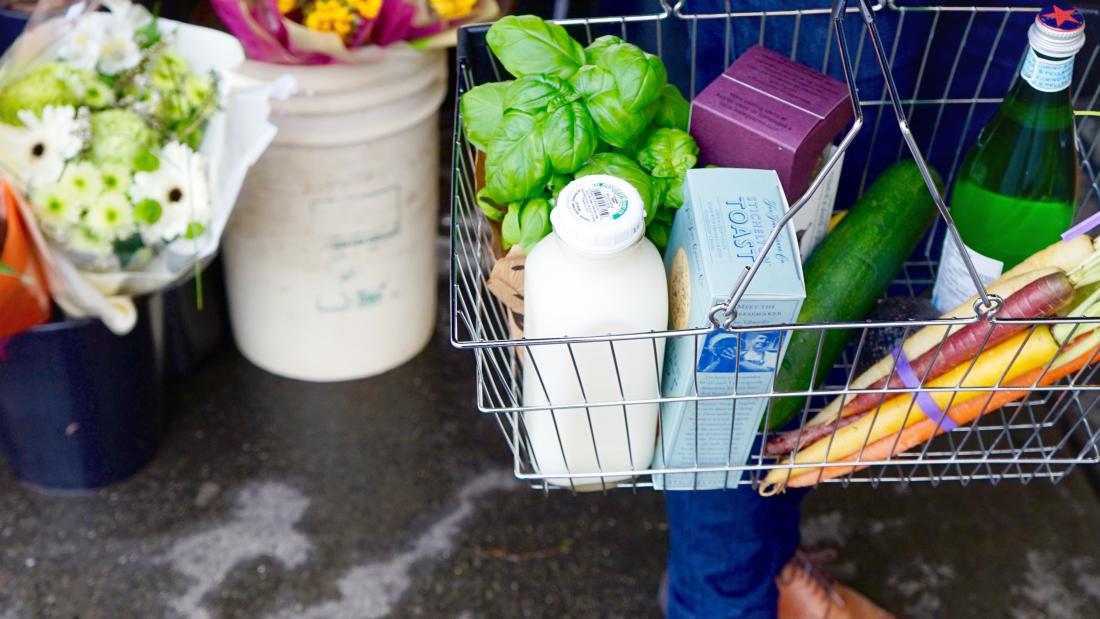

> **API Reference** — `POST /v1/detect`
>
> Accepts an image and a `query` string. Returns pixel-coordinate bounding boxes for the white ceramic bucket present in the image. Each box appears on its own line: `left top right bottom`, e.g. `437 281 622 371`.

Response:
223 50 446 382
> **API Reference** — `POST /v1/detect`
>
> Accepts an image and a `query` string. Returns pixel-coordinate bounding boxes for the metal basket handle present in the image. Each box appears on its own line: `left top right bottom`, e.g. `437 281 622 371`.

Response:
699 0 1002 330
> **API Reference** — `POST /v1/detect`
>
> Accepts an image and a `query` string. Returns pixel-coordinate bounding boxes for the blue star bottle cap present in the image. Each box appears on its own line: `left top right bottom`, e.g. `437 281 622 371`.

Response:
1031 4 1086 57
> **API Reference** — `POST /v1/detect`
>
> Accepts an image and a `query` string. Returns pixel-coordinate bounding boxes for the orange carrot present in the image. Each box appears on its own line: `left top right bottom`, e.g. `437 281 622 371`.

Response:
784 342 1100 489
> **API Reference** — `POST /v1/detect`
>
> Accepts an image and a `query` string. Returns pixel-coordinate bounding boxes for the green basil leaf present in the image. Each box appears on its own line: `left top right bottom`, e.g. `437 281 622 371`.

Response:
583 35 624 65
653 84 690 130
0 261 16 276
587 38 667 113
612 127 652 157
518 196 552 251
461 81 512 151
476 187 506 222
662 176 685 209
501 202 522 251
586 92 655 149
547 174 570 200
637 128 699 179
484 110 550 204
486 15 586 80
655 205 677 224
505 75 575 114
651 176 671 211
575 152 660 224
647 220 671 252
568 64 617 99
570 64 654 148
542 99 597 175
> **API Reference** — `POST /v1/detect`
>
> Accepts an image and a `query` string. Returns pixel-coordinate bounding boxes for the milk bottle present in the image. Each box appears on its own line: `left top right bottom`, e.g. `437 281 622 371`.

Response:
521 175 668 490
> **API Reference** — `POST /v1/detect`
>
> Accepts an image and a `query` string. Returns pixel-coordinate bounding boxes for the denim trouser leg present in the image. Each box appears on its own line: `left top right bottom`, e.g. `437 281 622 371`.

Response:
666 488 806 619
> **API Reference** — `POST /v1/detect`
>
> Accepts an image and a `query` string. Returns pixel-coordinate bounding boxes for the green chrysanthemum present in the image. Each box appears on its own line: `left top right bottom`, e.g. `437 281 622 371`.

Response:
84 191 136 239
81 73 118 110
183 73 213 109
0 63 83 125
149 50 192 90
89 109 159 169
30 182 82 231
60 161 104 204
100 163 132 194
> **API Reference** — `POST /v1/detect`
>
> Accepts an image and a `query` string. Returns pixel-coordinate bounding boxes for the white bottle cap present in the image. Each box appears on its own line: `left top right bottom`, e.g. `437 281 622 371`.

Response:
1029 4 1086 58
551 175 647 256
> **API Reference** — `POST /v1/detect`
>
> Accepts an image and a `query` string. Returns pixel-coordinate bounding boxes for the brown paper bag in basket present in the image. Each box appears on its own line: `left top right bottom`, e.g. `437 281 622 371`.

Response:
474 151 526 341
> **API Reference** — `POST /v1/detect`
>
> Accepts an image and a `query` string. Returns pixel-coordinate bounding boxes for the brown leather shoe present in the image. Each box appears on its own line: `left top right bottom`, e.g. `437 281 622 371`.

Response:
776 549 898 619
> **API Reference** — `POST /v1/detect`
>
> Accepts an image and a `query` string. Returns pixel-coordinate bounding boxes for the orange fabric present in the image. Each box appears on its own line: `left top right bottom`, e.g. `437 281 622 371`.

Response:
786 343 1100 488
0 179 50 338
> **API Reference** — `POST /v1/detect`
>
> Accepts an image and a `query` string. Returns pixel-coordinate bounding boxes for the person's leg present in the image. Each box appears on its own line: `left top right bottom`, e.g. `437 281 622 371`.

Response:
666 488 805 619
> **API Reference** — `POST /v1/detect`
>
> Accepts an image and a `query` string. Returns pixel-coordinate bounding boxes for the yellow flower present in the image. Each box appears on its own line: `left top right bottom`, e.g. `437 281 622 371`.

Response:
278 0 298 14
353 0 382 19
429 0 476 20
304 0 356 39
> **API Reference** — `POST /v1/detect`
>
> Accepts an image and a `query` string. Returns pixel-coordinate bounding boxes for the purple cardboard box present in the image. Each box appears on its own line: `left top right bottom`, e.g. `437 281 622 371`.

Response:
689 45 852 201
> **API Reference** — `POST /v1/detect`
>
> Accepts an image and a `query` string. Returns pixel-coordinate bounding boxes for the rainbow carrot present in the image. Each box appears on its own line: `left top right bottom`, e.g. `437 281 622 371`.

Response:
773 341 1100 491
759 328 1062 495
766 272 1075 457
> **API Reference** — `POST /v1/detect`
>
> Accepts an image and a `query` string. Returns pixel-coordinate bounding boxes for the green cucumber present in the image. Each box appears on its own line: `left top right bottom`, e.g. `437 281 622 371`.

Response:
767 161 942 431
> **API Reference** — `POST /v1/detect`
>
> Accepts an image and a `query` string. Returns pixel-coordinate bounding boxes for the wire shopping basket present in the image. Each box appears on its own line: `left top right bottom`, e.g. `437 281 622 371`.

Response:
450 0 1100 493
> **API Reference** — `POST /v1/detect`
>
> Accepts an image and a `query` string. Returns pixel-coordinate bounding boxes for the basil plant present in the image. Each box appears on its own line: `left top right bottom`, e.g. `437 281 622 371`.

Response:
461 15 699 252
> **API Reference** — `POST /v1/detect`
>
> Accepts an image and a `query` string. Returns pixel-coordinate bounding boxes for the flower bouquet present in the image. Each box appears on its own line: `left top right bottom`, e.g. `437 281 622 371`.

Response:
212 0 499 64
0 0 283 334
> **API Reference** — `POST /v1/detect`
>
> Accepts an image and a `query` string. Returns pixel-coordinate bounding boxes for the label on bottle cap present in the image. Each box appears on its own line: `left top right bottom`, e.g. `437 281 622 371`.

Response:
1038 4 1084 34
566 180 631 223
551 175 646 255
1029 4 1086 61
1021 47 1074 92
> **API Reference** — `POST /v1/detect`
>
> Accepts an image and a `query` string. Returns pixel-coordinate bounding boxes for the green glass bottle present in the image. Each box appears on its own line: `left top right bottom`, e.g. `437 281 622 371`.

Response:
932 4 1085 312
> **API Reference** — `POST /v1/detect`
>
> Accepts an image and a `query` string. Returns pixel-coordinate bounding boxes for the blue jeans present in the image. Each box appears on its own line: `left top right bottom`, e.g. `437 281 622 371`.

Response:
567 2 1029 617
666 489 806 619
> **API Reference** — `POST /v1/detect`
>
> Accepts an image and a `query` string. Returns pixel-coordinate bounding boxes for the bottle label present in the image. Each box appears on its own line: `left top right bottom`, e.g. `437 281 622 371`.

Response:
568 181 629 223
1020 48 1074 93
932 239 1004 313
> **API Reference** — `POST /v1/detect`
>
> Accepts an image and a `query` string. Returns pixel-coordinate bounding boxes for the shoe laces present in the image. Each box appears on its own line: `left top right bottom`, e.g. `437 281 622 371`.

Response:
781 548 845 608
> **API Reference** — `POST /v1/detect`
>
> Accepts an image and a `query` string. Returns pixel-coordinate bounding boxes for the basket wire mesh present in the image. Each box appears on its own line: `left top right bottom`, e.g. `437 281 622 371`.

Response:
450 0 1100 492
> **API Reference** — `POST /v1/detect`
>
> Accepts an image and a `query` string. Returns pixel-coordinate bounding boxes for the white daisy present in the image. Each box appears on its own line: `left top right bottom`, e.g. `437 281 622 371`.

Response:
30 182 82 234
97 23 142 76
58 19 104 71
0 106 83 190
59 161 104 204
129 141 211 243
84 191 135 239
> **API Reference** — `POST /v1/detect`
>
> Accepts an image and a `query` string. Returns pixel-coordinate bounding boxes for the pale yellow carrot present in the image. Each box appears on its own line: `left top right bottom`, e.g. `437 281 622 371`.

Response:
761 328 1061 494
1001 235 1095 282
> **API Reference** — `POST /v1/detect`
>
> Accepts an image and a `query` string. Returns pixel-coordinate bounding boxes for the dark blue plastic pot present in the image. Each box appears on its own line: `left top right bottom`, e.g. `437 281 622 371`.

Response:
0 300 163 491
162 259 228 377
0 7 29 55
